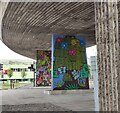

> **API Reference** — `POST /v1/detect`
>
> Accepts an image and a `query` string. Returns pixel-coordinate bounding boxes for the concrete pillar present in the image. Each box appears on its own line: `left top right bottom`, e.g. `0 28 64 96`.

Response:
95 1 120 111
36 50 51 87
52 35 89 90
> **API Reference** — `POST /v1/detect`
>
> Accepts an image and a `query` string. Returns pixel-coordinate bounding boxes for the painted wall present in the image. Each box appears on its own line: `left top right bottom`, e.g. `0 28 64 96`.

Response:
52 35 89 90
36 50 51 86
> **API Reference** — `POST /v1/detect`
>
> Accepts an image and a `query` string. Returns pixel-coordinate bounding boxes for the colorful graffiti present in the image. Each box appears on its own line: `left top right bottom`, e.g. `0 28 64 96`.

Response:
36 50 51 86
52 35 89 90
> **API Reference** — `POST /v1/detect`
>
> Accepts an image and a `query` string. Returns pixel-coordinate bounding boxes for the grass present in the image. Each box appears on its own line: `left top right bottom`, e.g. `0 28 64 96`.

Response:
0 82 30 89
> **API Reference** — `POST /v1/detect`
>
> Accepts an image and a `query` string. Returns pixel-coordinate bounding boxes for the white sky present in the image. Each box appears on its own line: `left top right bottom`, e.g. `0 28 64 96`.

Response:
0 40 34 60
86 45 97 58
0 40 97 60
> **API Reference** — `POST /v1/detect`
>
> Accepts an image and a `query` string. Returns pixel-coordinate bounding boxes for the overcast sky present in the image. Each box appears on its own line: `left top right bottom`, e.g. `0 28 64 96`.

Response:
0 40 34 60
86 45 97 58
0 40 97 60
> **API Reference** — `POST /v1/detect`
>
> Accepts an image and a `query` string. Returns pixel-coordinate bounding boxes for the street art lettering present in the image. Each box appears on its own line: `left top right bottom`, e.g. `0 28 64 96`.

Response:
36 50 51 86
52 35 89 90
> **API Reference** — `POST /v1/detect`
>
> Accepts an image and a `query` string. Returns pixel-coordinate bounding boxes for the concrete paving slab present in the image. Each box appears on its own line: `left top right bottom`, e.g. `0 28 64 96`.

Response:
1 88 95 111
2 103 71 111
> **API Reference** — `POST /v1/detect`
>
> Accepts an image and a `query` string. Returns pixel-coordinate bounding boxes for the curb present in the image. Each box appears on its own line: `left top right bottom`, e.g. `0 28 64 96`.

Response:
0 88 8 90
44 89 94 95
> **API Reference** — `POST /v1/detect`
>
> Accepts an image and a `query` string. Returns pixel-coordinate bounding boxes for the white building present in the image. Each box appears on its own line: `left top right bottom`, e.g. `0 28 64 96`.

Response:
90 56 98 77
90 56 99 111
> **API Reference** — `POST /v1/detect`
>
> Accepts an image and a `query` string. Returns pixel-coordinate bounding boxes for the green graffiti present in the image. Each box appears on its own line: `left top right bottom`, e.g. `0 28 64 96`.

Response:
53 36 86 71
80 64 89 78
53 36 89 90
53 71 59 78
63 73 72 82
57 82 63 88
54 81 63 88
65 84 78 90
79 84 86 87
53 74 59 78
36 51 51 86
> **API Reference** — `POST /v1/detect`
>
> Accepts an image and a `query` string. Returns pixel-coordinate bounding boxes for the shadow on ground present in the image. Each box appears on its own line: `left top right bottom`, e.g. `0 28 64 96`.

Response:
2 103 71 111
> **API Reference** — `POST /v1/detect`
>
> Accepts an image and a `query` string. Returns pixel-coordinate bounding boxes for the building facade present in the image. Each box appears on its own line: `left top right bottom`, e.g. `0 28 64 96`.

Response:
90 56 99 111
0 60 34 84
90 56 98 77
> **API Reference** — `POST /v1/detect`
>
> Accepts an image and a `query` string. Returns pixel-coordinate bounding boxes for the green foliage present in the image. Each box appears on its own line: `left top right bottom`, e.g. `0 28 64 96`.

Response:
21 69 27 78
37 59 46 66
54 57 66 70
63 73 72 82
57 81 63 87
53 74 59 78
53 71 59 78
41 60 46 65
54 36 86 71
54 43 61 49
79 84 85 87
7 68 13 78
65 84 78 90
80 64 89 78
54 81 63 88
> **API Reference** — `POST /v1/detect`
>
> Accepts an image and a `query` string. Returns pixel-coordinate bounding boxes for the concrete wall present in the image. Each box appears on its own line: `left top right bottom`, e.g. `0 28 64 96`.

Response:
118 2 120 112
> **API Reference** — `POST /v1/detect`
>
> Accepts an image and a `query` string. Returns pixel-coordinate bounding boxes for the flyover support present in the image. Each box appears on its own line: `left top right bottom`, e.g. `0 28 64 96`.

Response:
95 1 120 111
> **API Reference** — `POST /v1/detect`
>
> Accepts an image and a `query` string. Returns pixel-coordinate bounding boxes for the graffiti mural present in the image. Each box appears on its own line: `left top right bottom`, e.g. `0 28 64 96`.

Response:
52 35 89 90
36 50 51 86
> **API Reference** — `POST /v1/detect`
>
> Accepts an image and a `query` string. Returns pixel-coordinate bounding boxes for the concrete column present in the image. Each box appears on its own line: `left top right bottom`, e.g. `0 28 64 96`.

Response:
52 35 89 90
118 2 120 112
95 1 120 111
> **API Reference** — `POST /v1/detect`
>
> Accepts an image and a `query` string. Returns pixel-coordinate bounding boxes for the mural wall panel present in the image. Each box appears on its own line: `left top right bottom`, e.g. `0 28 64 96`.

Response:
36 50 51 86
52 35 89 90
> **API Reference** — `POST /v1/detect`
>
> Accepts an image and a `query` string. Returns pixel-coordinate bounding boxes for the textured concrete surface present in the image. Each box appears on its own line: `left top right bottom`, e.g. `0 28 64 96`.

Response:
1 88 95 111
0 1 9 41
2 2 96 59
2 103 70 111
95 1 119 111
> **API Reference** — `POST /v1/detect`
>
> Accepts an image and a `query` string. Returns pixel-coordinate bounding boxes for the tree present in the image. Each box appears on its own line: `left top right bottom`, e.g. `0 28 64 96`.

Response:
21 69 27 81
8 68 13 89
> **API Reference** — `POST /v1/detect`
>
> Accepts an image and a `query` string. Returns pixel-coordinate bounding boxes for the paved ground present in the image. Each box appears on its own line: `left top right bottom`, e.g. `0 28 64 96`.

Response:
18 84 34 89
1 86 95 111
2 103 71 111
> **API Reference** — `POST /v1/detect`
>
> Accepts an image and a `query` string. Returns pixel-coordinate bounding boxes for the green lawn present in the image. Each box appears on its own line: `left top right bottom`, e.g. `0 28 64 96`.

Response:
0 82 30 89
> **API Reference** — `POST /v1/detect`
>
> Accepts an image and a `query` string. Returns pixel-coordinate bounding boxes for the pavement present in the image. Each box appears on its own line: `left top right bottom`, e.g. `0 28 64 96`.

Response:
1 85 95 111
17 83 34 89
0 83 33 90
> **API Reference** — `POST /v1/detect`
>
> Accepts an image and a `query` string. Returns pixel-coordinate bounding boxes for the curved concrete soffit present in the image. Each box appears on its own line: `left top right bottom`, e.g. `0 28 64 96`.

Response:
0 1 9 41
1 2 96 59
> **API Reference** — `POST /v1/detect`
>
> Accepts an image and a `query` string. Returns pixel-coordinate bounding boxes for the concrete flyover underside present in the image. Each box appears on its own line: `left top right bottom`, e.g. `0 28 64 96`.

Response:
1 2 96 59
1 1 120 111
